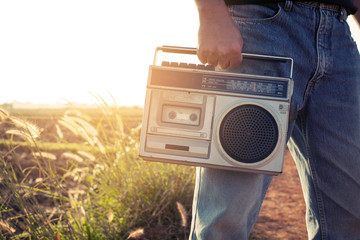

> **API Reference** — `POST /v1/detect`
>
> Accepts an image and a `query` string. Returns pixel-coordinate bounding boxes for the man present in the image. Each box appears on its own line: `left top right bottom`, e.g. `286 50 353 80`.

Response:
190 0 360 239
355 0 360 22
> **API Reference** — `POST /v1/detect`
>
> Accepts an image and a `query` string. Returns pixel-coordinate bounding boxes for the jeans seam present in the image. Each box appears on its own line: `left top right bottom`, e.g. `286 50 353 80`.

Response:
301 7 323 111
301 114 328 240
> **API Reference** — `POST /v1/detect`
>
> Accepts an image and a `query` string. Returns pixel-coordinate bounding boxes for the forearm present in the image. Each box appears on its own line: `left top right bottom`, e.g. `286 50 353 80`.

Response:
195 0 226 9
195 0 232 27
354 0 360 25
195 0 228 14
194 0 244 69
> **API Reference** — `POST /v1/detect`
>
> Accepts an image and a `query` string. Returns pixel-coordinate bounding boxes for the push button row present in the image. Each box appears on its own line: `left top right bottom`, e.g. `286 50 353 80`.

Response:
161 61 215 71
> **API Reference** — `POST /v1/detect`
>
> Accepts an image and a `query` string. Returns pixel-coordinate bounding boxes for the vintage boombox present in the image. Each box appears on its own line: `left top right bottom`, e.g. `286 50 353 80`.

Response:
139 46 293 175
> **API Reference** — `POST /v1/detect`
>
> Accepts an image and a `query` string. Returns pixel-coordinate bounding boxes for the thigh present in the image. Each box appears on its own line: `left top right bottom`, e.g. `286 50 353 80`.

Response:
289 13 360 239
303 58 360 238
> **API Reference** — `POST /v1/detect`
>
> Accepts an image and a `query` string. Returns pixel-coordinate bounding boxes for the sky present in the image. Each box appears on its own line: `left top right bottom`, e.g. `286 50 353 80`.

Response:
1 1 359 106
0 0 199 106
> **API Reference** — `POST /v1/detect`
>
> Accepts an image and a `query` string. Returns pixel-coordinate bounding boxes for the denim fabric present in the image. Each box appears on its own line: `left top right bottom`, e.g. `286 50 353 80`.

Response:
189 1 360 239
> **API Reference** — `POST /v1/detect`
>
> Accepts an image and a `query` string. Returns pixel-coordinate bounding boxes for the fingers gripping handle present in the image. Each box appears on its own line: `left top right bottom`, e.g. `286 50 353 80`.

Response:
154 45 293 79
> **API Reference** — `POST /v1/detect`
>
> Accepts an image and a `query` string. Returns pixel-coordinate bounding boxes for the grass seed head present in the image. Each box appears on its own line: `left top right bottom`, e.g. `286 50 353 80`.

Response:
127 228 144 239
176 201 188 227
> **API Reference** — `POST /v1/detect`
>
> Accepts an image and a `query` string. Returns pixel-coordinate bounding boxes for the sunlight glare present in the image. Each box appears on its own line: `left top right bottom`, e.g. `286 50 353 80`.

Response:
0 0 199 106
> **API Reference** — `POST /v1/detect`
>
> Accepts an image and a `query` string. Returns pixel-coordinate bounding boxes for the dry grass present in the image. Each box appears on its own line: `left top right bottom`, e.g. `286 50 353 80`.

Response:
0 103 195 240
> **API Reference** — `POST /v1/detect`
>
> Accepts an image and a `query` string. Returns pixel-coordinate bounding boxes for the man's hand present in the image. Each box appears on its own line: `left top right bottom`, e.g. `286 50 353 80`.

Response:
195 0 243 69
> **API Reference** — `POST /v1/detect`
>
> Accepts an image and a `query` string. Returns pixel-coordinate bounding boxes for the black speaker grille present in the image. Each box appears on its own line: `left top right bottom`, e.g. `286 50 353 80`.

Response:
219 104 279 163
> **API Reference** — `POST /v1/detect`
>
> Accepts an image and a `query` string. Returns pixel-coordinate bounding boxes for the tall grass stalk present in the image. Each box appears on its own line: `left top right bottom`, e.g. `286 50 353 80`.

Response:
0 98 195 239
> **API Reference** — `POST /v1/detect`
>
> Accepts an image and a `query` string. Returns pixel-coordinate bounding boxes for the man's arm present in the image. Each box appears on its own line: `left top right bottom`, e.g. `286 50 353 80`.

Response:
195 0 243 69
354 0 360 26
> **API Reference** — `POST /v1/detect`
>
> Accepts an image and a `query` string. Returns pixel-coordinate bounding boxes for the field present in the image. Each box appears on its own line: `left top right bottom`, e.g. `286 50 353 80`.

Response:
0 102 307 239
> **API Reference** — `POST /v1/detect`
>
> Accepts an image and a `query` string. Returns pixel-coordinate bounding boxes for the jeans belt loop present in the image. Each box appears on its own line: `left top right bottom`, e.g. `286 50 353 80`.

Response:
284 0 293 11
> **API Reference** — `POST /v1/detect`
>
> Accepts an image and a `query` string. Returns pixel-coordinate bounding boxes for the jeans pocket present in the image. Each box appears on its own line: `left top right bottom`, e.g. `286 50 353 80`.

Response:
228 3 282 23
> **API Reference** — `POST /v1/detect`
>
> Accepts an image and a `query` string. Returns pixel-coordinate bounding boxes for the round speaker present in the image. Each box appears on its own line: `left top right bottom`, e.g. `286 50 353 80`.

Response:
219 104 279 164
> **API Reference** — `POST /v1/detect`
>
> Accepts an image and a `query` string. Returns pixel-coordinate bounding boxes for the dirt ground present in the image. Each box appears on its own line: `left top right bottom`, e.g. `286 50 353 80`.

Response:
252 149 308 239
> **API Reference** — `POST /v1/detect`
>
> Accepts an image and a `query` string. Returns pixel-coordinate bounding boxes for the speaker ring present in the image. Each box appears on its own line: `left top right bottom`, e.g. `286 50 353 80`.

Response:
216 102 282 167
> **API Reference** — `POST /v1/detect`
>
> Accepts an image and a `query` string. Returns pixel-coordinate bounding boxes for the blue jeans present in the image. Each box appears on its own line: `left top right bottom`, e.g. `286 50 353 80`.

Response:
189 1 360 239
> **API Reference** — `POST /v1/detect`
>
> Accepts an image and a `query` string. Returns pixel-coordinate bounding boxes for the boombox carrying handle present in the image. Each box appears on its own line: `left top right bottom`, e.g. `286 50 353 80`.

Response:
159 45 198 55
154 45 294 79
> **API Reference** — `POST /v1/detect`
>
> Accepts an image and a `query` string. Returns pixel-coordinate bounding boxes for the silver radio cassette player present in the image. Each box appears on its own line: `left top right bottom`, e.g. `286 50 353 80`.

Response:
139 46 293 175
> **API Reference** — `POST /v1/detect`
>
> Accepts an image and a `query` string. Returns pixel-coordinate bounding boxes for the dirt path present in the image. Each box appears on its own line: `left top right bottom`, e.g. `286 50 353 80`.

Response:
252 149 307 239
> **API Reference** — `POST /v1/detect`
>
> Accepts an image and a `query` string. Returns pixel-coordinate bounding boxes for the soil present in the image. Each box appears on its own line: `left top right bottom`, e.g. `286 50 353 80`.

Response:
251 149 307 239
